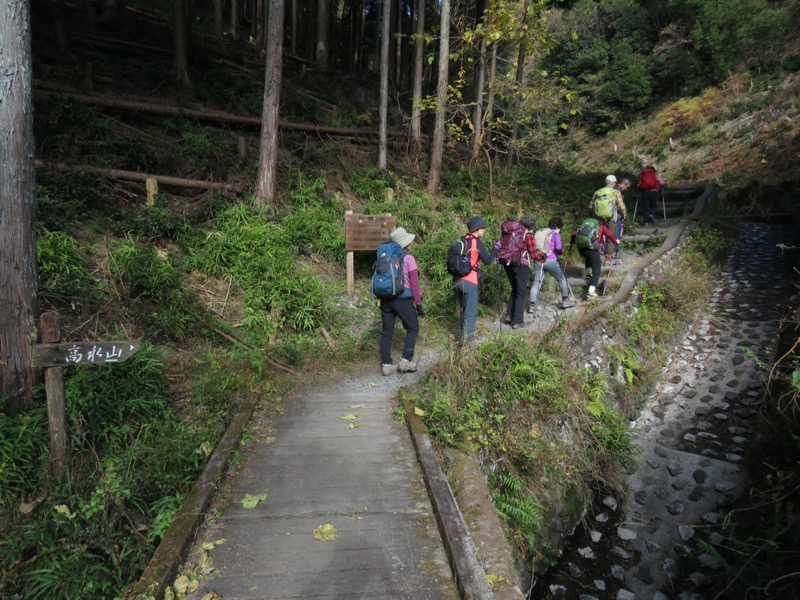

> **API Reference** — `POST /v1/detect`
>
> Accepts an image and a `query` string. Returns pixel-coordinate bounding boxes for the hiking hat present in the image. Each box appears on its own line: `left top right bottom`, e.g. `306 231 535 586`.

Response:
467 216 488 232
606 174 617 184
391 227 415 249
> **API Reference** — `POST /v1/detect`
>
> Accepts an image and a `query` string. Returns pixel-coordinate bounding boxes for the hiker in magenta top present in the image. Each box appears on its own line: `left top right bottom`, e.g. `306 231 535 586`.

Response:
499 216 537 329
380 227 424 376
529 217 574 312
453 216 498 344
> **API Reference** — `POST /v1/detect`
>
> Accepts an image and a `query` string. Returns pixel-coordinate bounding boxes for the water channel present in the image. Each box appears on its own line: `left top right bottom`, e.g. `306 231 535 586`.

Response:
530 221 798 600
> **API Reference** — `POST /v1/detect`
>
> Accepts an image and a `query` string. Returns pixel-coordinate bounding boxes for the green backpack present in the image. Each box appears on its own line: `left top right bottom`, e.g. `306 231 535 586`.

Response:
575 218 599 250
592 187 617 220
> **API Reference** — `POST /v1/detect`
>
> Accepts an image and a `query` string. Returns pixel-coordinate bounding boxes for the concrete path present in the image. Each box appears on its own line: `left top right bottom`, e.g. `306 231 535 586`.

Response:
181 358 460 600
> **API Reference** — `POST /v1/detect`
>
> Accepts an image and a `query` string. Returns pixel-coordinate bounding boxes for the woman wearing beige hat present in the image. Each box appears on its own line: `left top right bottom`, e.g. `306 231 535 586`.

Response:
380 227 424 376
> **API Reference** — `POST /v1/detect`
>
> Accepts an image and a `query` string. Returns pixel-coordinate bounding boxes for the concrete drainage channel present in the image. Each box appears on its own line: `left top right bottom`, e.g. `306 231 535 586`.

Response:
530 221 798 600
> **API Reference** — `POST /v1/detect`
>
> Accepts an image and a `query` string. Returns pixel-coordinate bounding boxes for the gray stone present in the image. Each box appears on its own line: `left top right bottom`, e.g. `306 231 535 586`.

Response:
693 470 707 484
712 412 730 421
728 426 750 434
646 517 662 534
568 562 583 578
666 501 685 515
634 564 654 584
653 592 669 600
702 512 722 524
678 525 695 541
595 512 609 523
617 527 637 541
578 546 597 560
709 532 725 545
642 475 656 485
667 461 683 476
677 593 704 600
699 553 721 569
688 486 705 501
590 530 602 543
549 584 568 598
646 459 660 469
732 354 746 365
674 544 692 558
654 446 668 458
634 490 649 505
661 428 676 438
579 595 600 600
646 539 662 553
697 431 718 439
733 407 757 418
714 481 736 492
611 546 633 560
610 565 625 580
726 379 740 388
672 476 689 490
616 590 636 600
725 390 739 400
683 432 697 443
701 394 714 403
695 405 712 416
654 487 669 500
660 557 679 577
593 579 606 591
725 453 743 462
603 495 619 511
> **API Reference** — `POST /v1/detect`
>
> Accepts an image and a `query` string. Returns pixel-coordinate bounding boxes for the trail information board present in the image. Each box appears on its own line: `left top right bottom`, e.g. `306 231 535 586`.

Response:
345 213 395 251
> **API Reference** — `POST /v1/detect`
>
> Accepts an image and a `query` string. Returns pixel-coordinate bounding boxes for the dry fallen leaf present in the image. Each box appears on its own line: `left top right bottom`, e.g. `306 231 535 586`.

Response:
201 538 226 551
347 422 362 429
201 593 222 600
313 523 338 541
340 413 359 420
414 406 425 416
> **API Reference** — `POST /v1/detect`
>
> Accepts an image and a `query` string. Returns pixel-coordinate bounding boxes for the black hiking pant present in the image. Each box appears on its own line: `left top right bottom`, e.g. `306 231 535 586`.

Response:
579 248 602 288
380 296 419 365
503 264 529 325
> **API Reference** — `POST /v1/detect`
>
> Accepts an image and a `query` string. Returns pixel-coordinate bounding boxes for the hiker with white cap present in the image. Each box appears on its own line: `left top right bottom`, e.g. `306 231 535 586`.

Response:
379 227 424 376
452 216 499 344
589 174 627 255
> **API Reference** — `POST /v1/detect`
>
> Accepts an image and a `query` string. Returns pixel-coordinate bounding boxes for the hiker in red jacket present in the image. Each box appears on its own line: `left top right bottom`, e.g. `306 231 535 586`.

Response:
570 218 617 298
638 166 666 225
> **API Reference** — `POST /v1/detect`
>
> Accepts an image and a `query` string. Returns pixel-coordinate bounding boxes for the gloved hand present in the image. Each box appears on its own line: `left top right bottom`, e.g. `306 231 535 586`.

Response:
493 241 501 251
416 305 425 318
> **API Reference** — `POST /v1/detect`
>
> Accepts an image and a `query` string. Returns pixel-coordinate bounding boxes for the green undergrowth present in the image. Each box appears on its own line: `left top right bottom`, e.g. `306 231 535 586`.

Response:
0 346 268 599
413 223 728 564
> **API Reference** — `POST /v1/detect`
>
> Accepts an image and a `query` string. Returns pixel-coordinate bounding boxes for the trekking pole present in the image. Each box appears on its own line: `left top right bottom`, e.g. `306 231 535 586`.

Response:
632 195 639 224
662 186 668 222
557 255 576 303
602 251 615 297
497 263 505 329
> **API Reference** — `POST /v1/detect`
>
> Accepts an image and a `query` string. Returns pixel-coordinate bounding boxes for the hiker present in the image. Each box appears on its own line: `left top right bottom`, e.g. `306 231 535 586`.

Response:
453 216 498 343
638 166 666 225
379 227 424 376
614 178 631 245
529 217 574 312
590 175 627 251
499 216 537 329
571 217 617 298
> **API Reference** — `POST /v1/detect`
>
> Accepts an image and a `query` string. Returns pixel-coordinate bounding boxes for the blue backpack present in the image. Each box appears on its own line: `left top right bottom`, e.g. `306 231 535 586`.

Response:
372 241 410 300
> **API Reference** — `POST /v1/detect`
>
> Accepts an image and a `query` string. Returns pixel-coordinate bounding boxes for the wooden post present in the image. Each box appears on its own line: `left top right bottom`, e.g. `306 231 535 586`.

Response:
146 177 158 206
41 311 68 478
346 210 355 295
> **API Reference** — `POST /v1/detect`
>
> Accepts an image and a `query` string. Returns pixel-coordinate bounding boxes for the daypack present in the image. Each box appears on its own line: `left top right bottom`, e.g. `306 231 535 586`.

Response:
372 241 409 299
497 220 529 267
575 218 600 250
533 228 554 263
639 168 659 191
592 187 617 220
447 236 474 278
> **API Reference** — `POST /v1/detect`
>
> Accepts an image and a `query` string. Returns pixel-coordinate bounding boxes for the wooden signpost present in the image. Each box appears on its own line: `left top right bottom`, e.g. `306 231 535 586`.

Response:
34 311 141 477
344 211 395 295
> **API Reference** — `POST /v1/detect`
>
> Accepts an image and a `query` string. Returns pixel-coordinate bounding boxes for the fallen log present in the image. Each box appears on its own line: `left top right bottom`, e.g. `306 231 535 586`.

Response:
35 160 244 192
33 85 408 138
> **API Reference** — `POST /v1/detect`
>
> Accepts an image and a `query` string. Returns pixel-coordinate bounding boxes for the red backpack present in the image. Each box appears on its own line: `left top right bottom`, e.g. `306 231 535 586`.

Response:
497 220 530 267
639 168 659 191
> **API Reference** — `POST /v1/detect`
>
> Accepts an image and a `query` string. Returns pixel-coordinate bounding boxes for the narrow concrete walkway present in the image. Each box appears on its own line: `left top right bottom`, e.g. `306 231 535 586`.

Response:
182 361 460 600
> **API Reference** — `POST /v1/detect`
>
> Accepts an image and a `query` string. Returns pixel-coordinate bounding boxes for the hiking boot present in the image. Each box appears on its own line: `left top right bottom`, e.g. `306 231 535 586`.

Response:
511 322 526 330
381 363 398 376
398 358 417 373
584 270 592 279
559 299 575 309
502 316 512 325
526 303 536 314
587 289 598 298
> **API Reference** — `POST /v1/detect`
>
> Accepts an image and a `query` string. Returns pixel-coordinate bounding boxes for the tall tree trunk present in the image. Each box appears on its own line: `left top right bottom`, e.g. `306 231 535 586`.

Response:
214 0 223 36
394 0 402 85
426 0 450 194
290 0 297 54
471 38 487 162
231 0 240 40
0 0 38 412
505 0 528 169
410 0 425 157
256 0 285 205
357 0 366 70
378 0 391 169
316 0 328 69
173 0 191 85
